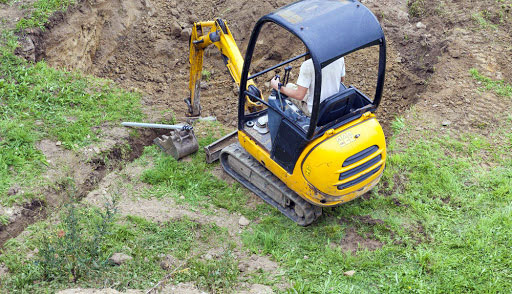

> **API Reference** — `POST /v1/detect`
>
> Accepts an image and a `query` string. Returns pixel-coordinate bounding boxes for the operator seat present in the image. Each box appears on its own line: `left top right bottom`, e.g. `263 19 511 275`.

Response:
316 88 359 127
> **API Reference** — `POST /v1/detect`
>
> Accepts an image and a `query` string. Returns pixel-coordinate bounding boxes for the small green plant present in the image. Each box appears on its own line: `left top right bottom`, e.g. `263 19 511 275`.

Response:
37 197 118 283
188 251 239 292
391 116 406 134
470 68 512 97
201 69 212 81
472 11 498 29
0 214 9 226
407 0 425 17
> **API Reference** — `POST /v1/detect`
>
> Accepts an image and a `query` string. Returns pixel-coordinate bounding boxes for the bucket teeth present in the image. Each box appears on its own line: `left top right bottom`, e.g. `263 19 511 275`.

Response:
153 136 175 155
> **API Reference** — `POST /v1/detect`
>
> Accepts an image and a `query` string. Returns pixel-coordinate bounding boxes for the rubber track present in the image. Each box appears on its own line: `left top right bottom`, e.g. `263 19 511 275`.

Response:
220 143 322 226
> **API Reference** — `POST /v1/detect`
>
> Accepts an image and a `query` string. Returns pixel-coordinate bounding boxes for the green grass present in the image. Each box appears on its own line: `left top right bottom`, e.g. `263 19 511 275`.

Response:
0 29 143 204
0 200 237 292
16 0 75 30
139 133 270 219
470 68 512 97
240 128 512 293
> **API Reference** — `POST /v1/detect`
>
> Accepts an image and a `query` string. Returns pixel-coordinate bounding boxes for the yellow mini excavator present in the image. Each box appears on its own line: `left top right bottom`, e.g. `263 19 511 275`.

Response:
185 0 387 226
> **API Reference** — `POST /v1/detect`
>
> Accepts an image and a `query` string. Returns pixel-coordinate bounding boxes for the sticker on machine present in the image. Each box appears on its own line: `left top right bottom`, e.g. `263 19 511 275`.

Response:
336 132 357 147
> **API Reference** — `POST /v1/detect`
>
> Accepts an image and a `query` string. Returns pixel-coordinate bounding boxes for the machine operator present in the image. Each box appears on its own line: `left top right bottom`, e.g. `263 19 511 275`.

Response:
270 57 346 116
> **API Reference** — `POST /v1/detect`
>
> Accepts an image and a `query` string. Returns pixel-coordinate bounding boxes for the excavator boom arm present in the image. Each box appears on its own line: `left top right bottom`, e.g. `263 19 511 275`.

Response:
185 19 261 116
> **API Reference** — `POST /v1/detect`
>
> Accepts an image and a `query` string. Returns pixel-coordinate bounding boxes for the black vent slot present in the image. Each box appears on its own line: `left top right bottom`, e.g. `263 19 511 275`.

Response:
339 154 382 181
337 165 382 190
343 145 379 167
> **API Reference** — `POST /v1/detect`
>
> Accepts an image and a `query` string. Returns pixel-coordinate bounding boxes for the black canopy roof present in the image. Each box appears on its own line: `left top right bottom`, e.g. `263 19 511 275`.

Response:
262 0 384 67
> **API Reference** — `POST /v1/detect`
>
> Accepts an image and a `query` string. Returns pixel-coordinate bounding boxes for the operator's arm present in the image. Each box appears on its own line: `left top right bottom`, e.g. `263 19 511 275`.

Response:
270 77 308 101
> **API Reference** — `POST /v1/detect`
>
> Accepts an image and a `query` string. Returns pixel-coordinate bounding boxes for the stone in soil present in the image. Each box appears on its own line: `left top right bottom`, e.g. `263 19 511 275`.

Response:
109 252 133 265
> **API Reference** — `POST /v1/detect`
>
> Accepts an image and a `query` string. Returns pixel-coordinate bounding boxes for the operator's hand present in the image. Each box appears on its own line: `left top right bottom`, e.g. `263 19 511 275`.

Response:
270 76 281 90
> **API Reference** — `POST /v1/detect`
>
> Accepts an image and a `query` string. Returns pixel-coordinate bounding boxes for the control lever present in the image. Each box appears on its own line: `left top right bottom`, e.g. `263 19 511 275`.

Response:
274 74 285 111
284 66 292 85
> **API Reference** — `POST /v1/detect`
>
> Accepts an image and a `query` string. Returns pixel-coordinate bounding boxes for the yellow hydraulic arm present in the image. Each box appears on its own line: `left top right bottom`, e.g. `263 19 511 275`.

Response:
185 18 262 117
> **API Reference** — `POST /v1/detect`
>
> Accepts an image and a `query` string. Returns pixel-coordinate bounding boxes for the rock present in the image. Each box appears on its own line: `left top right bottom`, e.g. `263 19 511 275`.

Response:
238 216 250 226
448 47 461 59
170 8 179 17
188 14 198 24
344 270 356 277
17 36 35 62
416 22 426 29
198 116 217 122
160 255 178 270
442 120 451 126
180 28 192 41
200 81 209 90
179 195 185 200
109 253 133 265
56 141 62 146
171 21 182 37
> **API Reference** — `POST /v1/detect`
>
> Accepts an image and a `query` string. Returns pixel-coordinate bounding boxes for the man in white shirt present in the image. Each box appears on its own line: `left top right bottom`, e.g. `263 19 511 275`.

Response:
270 57 345 116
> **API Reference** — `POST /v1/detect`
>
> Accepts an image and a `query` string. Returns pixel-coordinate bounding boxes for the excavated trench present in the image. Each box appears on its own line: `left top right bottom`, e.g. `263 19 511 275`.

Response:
0 128 167 247
4 0 455 247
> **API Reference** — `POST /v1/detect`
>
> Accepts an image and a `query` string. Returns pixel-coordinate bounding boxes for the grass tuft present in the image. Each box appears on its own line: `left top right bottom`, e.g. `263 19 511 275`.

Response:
470 68 512 97
16 0 75 30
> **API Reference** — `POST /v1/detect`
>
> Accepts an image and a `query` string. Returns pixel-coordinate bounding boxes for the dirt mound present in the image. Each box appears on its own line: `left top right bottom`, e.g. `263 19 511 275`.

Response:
30 0 451 130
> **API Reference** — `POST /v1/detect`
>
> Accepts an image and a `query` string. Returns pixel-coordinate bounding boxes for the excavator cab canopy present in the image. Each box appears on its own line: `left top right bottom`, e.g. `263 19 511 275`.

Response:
239 0 386 140
270 0 384 68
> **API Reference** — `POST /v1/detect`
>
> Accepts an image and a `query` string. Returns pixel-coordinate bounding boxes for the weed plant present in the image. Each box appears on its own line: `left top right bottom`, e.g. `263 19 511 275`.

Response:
37 197 117 283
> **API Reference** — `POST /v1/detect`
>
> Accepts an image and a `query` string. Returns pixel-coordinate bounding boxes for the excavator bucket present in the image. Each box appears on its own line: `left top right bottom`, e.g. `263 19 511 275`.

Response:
154 129 199 160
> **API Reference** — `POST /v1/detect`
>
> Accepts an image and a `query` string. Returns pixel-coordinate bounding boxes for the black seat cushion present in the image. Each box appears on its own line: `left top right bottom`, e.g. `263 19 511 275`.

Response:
317 88 358 126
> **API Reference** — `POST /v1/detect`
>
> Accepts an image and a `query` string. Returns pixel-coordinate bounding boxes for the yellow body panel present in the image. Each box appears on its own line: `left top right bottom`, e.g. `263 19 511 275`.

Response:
239 112 386 206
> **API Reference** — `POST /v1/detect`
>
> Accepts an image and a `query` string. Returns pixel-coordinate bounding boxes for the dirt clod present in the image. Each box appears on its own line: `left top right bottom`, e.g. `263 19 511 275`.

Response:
238 216 250 226
7 185 21 196
160 255 179 270
109 252 133 265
